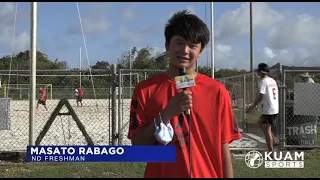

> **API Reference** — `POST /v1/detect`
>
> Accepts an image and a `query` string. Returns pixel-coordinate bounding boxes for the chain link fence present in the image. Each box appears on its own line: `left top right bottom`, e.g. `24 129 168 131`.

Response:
114 69 274 147
116 69 166 145
280 69 320 149
115 69 267 147
217 73 263 135
2 66 319 152
0 69 112 152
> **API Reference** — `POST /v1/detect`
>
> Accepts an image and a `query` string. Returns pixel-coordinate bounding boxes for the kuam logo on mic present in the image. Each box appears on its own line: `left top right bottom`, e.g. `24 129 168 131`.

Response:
175 74 195 89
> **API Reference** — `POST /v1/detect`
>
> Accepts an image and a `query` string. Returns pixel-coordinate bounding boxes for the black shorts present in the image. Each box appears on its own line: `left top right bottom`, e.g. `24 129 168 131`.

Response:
38 99 46 105
261 114 277 126
76 96 83 102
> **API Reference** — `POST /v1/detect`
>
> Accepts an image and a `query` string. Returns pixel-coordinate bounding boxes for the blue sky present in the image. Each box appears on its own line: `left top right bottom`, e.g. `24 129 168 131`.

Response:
1 2 320 70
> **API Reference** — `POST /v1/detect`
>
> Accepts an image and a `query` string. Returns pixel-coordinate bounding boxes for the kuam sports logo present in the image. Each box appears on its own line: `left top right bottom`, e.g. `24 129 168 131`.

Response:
245 150 304 169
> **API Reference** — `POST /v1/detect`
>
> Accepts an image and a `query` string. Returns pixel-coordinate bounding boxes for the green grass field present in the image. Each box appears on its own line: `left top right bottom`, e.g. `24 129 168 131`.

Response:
0 108 319 178
0 150 319 178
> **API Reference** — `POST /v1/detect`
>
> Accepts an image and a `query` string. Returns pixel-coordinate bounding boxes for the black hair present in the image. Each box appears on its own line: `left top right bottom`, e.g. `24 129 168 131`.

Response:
164 10 210 52
257 63 270 74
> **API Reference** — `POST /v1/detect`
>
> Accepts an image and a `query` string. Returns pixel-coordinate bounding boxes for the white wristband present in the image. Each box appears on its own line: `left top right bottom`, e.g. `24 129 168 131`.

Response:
154 112 174 145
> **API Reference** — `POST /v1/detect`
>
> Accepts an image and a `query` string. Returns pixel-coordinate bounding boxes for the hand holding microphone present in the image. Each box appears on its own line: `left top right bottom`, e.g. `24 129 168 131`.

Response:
178 67 192 116
163 90 193 118
155 68 194 146
163 67 195 119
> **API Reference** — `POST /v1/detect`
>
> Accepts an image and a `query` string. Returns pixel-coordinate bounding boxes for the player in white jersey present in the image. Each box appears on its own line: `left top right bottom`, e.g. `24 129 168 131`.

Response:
246 63 279 152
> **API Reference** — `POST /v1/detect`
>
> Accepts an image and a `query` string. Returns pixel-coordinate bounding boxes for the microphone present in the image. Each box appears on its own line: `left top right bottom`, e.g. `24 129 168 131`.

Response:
176 67 195 179
178 67 191 116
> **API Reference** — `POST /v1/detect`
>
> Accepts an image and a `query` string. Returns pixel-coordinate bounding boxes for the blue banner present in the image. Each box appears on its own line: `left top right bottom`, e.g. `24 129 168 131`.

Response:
27 146 176 162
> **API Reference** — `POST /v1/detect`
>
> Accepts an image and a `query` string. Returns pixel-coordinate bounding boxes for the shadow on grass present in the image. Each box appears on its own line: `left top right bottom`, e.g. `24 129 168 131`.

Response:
1 151 320 178
0 162 146 178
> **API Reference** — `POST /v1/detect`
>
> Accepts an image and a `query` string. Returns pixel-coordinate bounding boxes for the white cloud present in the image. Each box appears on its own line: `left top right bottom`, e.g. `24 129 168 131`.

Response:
259 46 320 67
214 44 237 68
118 25 141 44
216 2 283 42
263 47 276 59
68 3 111 35
200 44 320 70
112 2 320 69
121 4 135 21
149 47 166 57
0 2 29 54
216 44 232 55
199 44 246 69
216 2 320 50
107 19 165 49
209 2 320 69
13 32 29 52
267 14 320 49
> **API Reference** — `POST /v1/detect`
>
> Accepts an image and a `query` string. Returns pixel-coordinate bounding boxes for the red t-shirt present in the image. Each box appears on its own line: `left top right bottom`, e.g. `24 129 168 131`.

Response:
78 88 83 96
127 72 241 178
39 89 46 101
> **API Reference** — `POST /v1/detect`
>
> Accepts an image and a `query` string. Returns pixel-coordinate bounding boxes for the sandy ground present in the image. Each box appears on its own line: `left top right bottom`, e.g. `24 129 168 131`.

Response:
0 99 132 152
0 99 264 152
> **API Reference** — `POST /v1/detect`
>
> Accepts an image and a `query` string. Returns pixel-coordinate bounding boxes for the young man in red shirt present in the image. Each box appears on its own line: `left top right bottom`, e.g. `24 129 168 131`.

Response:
36 87 48 111
127 10 241 178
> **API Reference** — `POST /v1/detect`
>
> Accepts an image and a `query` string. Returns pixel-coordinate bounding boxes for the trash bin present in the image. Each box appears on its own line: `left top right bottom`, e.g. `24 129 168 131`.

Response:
285 100 318 146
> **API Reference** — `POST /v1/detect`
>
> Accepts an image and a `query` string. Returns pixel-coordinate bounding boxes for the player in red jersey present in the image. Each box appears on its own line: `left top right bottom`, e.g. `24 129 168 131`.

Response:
37 87 48 111
127 10 241 178
75 87 83 107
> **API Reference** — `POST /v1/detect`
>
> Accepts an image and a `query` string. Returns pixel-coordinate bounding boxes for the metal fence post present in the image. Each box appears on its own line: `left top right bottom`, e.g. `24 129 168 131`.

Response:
277 73 283 148
242 75 247 132
108 79 111 145
280 67 286 149
118 69 123 145
111 64 117 145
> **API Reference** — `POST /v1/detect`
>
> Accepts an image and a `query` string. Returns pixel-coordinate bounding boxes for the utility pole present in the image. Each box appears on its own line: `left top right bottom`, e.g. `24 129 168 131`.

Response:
250 2 255 103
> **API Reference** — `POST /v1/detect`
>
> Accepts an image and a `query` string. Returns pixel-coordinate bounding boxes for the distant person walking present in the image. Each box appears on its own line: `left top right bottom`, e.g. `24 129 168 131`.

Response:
37 87 48 111
75 87 83 107
246 63 279 152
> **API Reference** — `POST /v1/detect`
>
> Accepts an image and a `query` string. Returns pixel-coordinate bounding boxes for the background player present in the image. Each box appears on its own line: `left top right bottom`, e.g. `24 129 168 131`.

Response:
36 87 48 111
246 63 279 152
75 87 83 107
